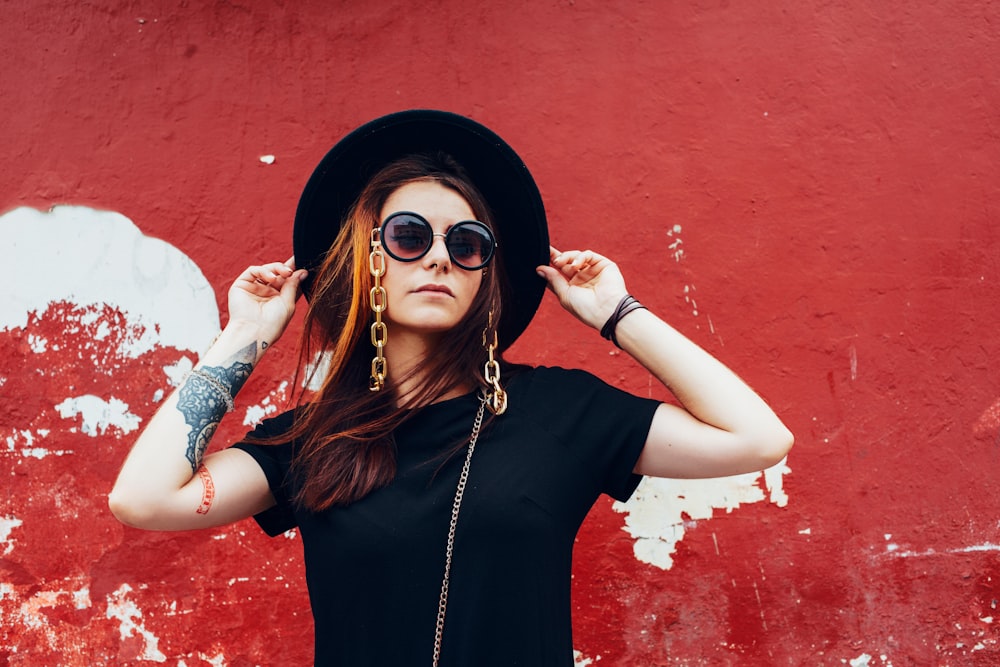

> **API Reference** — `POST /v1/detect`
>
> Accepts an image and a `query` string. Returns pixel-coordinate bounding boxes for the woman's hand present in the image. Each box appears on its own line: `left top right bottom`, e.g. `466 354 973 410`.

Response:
536 246 628 330
227 257 308 344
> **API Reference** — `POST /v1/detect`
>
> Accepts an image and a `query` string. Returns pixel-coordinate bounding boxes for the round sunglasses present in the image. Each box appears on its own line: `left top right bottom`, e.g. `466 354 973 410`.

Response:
378 211 497 271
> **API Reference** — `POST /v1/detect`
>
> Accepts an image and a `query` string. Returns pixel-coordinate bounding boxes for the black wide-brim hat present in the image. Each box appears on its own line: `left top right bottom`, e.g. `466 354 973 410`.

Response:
293 109 549 350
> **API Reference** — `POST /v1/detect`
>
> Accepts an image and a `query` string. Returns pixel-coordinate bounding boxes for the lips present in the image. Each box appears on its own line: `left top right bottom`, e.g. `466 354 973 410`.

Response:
414 284 454 296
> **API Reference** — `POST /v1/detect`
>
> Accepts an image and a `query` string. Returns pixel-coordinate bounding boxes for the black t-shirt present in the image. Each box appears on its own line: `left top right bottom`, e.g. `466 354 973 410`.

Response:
233 366 660 667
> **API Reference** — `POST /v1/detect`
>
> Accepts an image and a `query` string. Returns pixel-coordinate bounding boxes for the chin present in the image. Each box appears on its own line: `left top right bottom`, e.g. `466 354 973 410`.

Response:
389 318 461 336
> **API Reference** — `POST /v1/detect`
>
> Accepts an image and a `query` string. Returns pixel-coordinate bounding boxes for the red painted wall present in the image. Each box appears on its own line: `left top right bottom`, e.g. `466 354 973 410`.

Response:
3 1 999 664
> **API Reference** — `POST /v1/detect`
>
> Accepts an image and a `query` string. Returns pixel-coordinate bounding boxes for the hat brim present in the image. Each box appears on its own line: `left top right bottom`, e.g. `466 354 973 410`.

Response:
293 109 549 350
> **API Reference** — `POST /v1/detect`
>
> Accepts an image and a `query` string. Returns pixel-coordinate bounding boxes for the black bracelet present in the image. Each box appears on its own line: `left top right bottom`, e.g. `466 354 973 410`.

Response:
600 294 647 349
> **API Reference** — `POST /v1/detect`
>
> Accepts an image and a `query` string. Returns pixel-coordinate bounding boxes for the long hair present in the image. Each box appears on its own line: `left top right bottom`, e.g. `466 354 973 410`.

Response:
285 153 508 510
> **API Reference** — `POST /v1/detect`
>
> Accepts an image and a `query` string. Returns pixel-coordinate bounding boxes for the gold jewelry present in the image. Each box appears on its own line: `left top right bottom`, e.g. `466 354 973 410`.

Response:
369 229 388 391
482 311 507 415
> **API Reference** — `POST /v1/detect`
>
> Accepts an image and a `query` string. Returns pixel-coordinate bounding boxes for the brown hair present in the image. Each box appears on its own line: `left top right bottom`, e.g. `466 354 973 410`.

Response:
285 152 508 510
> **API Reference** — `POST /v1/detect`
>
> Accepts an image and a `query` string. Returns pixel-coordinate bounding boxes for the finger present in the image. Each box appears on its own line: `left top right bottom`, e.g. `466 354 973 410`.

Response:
243 262 294 287
248 270 280 289
536 265 568 299
285 256 296 270
570 250 593 270
265 261 295 278
279 269 307 305
550 249 580 268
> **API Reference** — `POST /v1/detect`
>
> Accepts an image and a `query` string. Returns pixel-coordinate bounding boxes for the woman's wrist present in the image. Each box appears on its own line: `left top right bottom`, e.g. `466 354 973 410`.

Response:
198 320 269 367
599 294 647 348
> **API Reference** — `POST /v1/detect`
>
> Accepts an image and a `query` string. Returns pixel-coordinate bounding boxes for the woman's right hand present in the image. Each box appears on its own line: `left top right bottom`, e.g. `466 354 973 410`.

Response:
227 257 308 344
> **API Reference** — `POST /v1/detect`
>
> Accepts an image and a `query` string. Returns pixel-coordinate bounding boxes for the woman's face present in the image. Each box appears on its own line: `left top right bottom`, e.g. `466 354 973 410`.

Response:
377 180 484 340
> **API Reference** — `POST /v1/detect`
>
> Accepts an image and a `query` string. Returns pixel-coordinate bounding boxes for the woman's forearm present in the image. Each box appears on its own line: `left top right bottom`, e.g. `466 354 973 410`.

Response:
108 321 267 523
614 308 793 467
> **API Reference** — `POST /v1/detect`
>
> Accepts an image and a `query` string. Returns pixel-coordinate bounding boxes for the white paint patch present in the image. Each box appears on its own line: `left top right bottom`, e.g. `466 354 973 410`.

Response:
243 380 290 426
614 458 791 570
73 586 91 610
105 583 167 662
20 447 73 459
683 284 699 317
199 652 227 667
3 429 72 459
259 154 276 164
55 395 140 437
849 653 872 667
666 225 685 262
1 205 220 356
763 458 791 506
27 333 48 352
664 224 718 336
883 542 1000 558
164 356 195 387
305 351 333 391
573 649 598 665
0 516 24 556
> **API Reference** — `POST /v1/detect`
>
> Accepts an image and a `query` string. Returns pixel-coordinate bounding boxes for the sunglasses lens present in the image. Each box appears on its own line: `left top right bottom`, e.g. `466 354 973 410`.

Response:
383 214 432 260
448 222 495 269
381 214 495 269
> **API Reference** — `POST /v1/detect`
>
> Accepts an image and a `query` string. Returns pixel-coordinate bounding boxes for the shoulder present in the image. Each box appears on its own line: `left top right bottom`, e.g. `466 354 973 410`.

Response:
508 365 600 392
508 365 628 405
505 365 658 431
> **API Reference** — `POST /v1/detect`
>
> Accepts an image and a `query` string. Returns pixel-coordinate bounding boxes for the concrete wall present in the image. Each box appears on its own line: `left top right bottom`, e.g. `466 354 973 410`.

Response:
2 1 999 664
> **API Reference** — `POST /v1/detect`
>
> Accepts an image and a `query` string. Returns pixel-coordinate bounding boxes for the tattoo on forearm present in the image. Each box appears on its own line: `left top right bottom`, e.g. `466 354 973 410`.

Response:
177 342 256 471
196 465 216 515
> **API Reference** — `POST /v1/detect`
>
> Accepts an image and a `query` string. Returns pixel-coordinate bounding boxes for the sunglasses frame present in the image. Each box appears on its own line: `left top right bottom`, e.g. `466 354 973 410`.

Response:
378 211 497 271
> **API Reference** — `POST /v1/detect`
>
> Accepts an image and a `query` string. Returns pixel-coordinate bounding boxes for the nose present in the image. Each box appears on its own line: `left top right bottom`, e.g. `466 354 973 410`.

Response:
423 232 451 269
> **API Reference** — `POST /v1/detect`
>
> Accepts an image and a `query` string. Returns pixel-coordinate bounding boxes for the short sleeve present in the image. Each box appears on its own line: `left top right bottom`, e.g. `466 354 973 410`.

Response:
231 410 298 537
517 367 661 501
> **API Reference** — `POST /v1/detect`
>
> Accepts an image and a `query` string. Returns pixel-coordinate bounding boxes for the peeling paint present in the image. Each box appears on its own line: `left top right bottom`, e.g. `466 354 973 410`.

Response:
55 395 141 437
242 380 291 426
613 459 790 570
164 356 196 387
0 516 23 556
305 351 333 391
27 333 48 353
882 542 1000 559
106 584 168 662
2 205 220 356
3 428 72 459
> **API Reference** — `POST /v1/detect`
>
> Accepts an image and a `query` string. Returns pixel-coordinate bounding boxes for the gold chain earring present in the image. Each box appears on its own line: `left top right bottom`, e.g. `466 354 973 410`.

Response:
482 310 507 415
369 228 388 392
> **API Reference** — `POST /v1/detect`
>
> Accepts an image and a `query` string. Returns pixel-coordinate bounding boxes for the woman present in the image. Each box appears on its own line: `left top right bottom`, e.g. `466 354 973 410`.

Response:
109 110 793 666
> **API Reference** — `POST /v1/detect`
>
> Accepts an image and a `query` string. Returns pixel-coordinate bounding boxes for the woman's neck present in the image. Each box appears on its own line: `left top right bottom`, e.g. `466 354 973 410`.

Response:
385 330 474 407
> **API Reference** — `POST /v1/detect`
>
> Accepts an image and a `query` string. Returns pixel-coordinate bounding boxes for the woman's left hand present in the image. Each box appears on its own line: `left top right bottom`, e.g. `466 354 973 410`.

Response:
536 246 628 330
